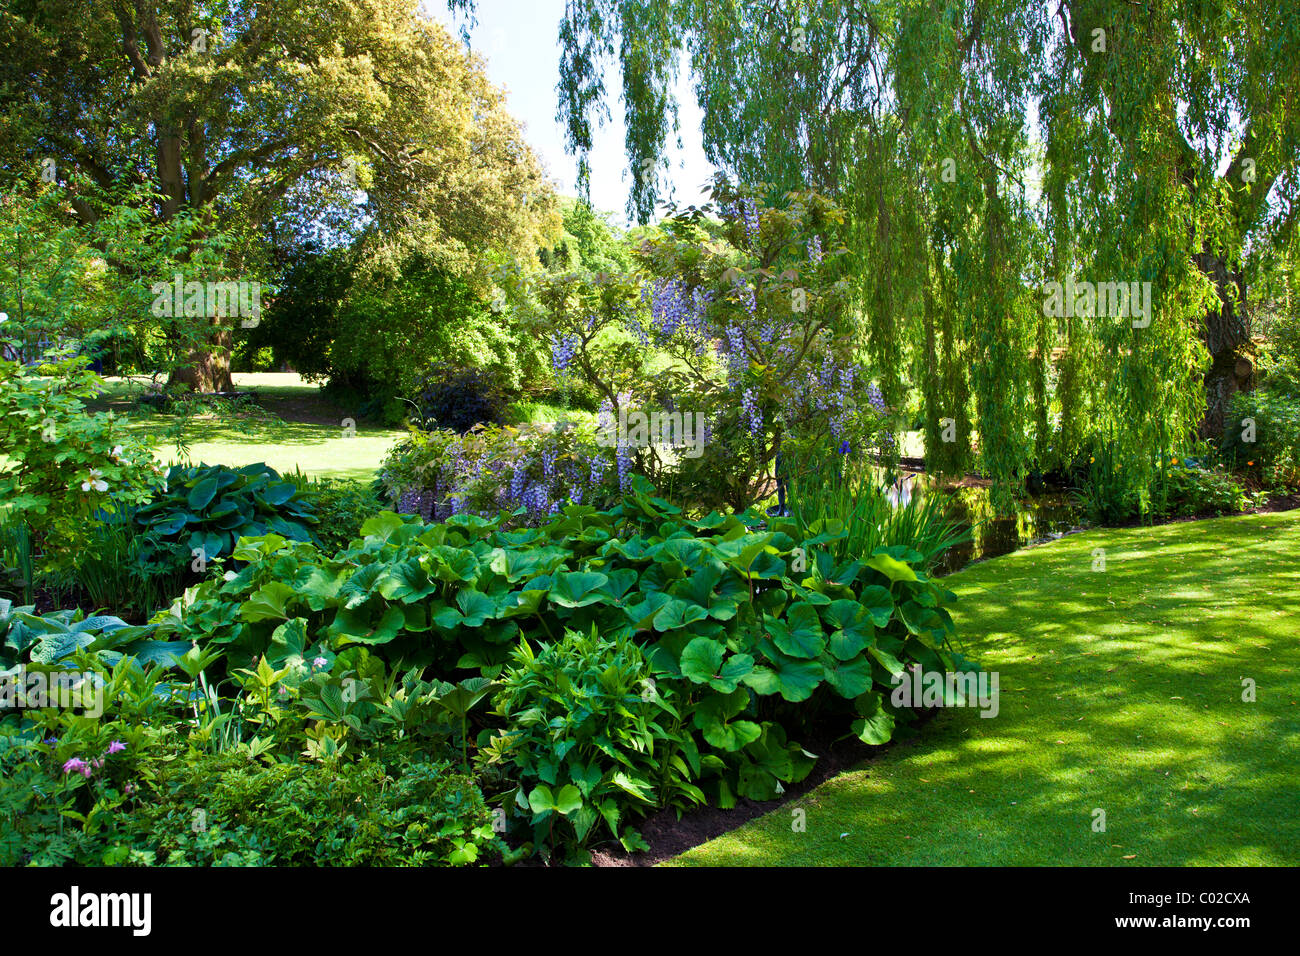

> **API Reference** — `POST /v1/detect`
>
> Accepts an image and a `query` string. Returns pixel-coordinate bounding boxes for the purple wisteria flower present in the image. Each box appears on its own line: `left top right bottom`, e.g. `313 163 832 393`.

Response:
643 278 713 342
741 388 763 435
741 198 760 248
807 235 823 263
731 278 757 318
616 442 633 491
550 332 580 373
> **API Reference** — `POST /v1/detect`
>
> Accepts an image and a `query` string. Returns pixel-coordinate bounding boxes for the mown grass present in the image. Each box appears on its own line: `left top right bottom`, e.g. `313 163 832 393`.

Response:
94 373 406 483
673 509 1300 866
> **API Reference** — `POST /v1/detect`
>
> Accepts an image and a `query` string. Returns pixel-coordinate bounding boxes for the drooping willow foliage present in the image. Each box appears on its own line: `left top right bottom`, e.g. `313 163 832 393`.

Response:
499 0 1300 513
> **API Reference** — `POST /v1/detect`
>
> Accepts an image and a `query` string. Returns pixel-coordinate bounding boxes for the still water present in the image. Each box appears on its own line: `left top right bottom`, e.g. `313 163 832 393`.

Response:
933 487 1086 576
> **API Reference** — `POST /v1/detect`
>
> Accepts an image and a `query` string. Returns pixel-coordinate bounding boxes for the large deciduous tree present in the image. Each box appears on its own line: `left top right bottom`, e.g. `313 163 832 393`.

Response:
0 0 557 391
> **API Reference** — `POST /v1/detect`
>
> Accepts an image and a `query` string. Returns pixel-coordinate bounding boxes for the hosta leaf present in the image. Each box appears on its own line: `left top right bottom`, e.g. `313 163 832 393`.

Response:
261 482 296 506
187 476 219 511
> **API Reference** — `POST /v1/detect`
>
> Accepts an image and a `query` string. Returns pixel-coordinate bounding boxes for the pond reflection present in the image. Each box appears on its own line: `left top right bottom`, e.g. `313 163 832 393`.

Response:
932 485 1085 576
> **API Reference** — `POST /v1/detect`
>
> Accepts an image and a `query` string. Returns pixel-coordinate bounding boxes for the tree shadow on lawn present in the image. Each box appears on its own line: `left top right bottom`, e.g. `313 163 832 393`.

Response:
672 511 1300 866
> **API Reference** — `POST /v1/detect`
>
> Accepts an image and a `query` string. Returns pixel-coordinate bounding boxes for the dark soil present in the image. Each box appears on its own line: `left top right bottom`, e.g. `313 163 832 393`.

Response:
586 725 932 867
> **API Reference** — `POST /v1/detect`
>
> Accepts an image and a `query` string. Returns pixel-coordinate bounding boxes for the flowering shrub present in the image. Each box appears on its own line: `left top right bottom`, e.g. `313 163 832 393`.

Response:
0 348 160 574
503 179 887 513
377 420 621 523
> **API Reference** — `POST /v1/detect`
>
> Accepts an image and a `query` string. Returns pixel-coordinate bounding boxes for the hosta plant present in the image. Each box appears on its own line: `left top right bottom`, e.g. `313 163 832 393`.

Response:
134 462 318 563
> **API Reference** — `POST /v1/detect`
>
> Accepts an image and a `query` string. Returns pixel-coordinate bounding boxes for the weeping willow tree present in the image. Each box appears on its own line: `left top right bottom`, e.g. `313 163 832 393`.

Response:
533 0 1300 514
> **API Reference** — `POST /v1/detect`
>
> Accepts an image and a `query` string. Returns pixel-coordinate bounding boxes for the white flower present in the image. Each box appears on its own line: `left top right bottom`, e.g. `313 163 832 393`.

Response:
81 469 108 493
223 570 237 581
110 445 124 461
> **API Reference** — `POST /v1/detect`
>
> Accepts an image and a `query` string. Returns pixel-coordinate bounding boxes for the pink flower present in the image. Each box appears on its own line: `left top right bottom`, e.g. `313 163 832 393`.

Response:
312 657 327 669
106 740 126 755
62 757 88 775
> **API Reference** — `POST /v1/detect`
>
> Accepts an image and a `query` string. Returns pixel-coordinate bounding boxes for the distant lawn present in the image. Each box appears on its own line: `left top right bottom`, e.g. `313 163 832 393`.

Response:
99 373 406 483
673 509 1300 866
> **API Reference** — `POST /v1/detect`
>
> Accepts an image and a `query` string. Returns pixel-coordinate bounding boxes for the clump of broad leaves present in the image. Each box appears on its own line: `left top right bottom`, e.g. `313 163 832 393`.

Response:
156 475 977 862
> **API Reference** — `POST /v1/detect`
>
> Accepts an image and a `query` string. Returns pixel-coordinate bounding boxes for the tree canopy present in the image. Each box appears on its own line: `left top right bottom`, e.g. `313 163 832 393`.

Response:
547 0 1300 509
0 0 559 388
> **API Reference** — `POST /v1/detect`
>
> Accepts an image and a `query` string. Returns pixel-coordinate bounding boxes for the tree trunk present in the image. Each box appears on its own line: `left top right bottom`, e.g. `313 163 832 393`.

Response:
1194 249 1252 441
169 326 235 393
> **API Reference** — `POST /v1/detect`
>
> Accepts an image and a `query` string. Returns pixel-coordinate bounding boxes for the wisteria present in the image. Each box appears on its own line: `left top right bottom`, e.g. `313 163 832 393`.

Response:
741 387 763 435
616 441 633 491
642 278 713 343
550 332 580 373
807 235 823 263
731 277 757 318
866 382 897 453
740 197 760 249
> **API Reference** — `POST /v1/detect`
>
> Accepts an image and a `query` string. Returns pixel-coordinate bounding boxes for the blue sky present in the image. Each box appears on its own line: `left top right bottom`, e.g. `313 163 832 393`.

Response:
425 0 715 225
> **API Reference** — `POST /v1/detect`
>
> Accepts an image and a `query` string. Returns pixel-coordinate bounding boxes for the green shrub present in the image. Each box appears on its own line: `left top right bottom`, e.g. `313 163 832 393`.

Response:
299 477 385 554
120 750 498 866
134 462 318 563
0 654 186 866
1223 387 1300 488
484 626 703 860
0 348 160 575
1157 458 1248 516
414 362 513 433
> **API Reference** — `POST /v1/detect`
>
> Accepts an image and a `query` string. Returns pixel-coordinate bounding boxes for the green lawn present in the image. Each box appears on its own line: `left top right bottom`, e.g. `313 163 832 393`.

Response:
100 373 406 483
674 509 1300 866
